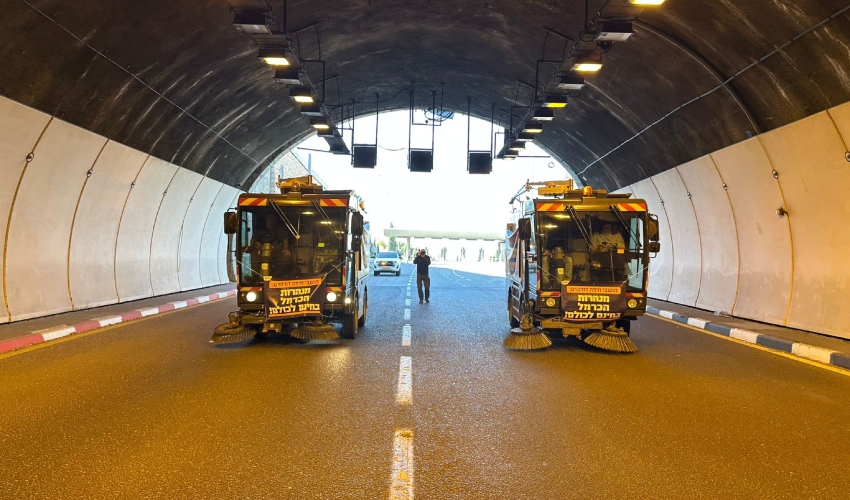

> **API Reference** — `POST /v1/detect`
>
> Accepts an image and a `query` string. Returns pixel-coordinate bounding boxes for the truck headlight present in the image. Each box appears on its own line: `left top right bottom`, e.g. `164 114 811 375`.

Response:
545 298 556 307
327 292 338 302
246 291 258 302
344 297 352 305
627 299 638 308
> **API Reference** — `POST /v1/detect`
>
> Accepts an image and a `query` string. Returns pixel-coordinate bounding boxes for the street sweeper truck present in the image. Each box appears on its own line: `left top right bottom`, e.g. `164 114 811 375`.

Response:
213 175 371 343
504 180 660 352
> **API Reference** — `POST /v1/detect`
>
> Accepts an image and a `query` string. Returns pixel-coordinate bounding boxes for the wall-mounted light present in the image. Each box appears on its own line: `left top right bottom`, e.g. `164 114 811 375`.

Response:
273 69 303 85
541 94 568 108
597 21 634 42
556 72 586 90
289 87 315 103
534 108 556 121
522 122 544 134
517 132 535 142
299 103 324 117
232 12 271 35
572 58 603 72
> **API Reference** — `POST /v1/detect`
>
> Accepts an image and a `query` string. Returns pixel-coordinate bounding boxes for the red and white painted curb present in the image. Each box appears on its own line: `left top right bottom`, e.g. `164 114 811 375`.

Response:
0 289 236 355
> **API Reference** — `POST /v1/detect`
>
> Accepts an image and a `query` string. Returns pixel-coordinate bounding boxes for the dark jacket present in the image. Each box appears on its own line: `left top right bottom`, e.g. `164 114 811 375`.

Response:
413 254 431 275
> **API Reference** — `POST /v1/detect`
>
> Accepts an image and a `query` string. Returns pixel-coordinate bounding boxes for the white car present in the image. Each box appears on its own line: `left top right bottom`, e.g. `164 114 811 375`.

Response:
373 251 402 276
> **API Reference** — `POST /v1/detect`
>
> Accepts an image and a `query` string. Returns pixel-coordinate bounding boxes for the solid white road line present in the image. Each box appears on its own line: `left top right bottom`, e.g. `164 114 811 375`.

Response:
389 429 414 500
396 356 412 404
402 325 411 346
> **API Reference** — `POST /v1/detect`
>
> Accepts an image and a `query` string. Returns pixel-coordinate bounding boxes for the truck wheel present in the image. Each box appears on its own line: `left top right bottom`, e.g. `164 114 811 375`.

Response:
616 319 632 335
358 293 368 327
342 309 359 339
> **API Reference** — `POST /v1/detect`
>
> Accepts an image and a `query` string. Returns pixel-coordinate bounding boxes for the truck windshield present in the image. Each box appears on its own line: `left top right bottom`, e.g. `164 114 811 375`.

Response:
537 210 646 291
238 205 347 285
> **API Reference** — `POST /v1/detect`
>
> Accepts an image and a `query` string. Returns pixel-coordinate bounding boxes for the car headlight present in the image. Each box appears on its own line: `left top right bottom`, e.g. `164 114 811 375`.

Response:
545 297 556 307
327 291 338 302
246 291 258 302
627 299 638 309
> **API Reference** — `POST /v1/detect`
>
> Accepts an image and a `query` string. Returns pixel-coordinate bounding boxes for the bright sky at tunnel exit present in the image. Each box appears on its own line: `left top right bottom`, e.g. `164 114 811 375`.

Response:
292 110 572 239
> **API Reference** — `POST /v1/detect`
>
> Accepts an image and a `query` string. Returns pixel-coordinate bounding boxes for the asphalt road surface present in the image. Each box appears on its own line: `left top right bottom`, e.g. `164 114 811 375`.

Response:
1 262 849 499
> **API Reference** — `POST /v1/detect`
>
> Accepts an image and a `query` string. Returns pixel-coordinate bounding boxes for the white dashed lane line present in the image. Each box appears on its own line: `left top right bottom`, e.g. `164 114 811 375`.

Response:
405 299 411 306
404 309 410 320
402 325 411 347
389 429 414 500
396 356 412 404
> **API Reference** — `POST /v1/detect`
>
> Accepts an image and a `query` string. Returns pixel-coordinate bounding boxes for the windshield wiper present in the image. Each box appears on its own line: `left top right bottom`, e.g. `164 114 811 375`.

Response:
609 205 639 249
269 202 300 240
567 205 593 249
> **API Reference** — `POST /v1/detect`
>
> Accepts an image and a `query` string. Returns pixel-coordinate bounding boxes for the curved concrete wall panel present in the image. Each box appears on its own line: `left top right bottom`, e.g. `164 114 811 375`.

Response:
758 112 850 337
628 179 673 300
0 95 234 323
69 142 148 309
149 169 203 296
653 169 701 307
676 156 739 314
178 177 222 291
827 101 850 140
705 140 792 325
115 157 178 302
5 120 107 320
201 186 239 287
0 98 51 323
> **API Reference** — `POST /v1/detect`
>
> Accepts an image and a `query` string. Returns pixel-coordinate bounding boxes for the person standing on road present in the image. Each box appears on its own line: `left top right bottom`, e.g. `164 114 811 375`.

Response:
413 249 431 303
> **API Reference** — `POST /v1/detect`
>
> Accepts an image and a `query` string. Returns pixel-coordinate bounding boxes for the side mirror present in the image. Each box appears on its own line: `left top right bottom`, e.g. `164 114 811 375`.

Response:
351 213 364 236
518 218 532 241
351 235 362 252
223 211 238 235
647 241 661 253
648 213 659 242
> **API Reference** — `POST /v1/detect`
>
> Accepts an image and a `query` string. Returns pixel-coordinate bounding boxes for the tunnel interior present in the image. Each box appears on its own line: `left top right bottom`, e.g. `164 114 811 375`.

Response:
1 0 850 338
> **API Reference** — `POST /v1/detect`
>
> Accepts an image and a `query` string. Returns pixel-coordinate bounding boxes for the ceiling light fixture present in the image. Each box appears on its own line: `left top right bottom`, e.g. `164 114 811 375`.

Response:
522 122 544 134
258 48 293 66
597 21 634 42
541 94 568 108
557 72 586 90
311 119 331 130
572 59 603 72
630 0 665 5
534 108 556 121
273 69 303 85
299 103 324 117
517 132 535 142
289 87 315 103
509 141 526 151
232 12 271 35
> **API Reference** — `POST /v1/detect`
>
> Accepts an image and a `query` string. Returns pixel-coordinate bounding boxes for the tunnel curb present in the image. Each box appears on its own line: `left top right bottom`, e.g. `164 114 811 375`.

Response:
0 290 236 355
647 307 850 371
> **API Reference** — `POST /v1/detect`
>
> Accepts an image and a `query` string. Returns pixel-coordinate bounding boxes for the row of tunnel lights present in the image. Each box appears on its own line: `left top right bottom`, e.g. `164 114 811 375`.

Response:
501 0 667 160
236 0 668 149
256 48 337 134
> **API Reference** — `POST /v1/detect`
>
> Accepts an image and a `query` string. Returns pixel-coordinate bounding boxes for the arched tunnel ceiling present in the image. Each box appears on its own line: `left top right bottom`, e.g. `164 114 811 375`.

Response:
1 1 849 190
